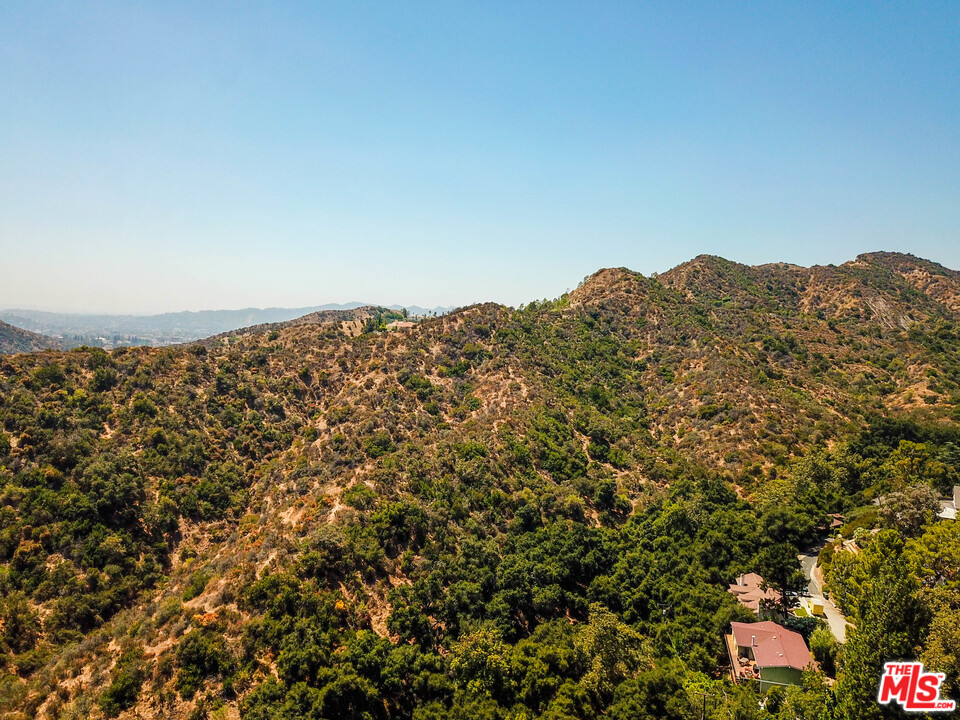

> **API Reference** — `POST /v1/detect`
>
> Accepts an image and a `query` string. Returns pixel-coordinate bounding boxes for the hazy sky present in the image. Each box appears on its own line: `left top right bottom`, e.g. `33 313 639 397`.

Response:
1 2 958 313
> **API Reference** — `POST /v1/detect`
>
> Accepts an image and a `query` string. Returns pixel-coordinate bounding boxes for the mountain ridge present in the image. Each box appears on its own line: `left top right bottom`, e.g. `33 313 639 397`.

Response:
0 319 63 354
1 250 959 718
0 303 455 349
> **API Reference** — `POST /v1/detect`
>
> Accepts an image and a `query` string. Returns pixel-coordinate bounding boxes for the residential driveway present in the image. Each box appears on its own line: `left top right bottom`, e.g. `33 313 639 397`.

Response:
799 550 849 643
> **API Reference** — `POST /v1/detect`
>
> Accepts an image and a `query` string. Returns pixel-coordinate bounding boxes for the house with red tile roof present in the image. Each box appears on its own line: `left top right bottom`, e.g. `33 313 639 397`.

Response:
728 572 780 616
726 621 816 689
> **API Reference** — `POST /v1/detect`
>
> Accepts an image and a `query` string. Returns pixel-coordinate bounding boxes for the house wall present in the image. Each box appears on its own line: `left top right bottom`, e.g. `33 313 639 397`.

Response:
759 666 803 688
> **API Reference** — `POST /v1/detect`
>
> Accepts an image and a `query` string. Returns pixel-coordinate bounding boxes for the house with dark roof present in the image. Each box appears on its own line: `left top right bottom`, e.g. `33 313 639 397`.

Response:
726 621 816 689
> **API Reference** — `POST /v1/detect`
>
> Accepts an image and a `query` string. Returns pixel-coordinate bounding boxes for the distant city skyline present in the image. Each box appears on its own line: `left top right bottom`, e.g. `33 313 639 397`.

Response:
2 2 957 314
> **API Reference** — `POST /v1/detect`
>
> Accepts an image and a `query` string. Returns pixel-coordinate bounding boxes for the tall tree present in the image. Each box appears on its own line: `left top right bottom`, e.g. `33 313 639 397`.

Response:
756 542 806 618
877 484 940 537
835 531 924 720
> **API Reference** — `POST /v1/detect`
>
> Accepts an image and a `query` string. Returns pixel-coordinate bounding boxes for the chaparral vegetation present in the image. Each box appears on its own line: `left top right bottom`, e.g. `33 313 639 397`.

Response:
1 252 959 719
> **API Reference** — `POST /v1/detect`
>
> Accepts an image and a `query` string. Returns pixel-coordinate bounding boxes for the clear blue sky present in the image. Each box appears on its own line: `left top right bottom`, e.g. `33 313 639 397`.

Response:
1 1 958 313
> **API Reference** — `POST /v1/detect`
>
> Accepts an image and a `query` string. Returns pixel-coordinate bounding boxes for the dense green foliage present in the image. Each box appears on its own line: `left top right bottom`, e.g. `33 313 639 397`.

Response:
1 252 959 718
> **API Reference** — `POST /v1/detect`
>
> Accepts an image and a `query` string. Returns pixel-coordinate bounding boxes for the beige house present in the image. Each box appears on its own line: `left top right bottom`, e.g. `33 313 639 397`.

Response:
386 321 416 331
728 572 780 615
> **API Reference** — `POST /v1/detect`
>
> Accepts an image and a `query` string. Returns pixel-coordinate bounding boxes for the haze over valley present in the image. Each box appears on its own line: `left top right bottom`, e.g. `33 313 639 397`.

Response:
0 304 454 350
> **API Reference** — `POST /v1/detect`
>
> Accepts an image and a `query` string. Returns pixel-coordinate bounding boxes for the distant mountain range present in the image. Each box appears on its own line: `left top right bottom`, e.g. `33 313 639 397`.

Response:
0 302 455 349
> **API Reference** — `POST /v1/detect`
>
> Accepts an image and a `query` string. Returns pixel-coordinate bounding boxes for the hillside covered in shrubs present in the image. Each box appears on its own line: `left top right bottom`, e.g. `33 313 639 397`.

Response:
1 252 959 719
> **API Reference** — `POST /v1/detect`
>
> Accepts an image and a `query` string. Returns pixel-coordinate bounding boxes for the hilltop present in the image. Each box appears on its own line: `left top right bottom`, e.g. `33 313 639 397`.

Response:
0 303 454 349
0 252 958 718
0 319 62 354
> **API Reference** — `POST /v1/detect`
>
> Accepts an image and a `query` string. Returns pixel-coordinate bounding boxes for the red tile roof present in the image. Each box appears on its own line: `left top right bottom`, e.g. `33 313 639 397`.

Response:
728 573 780 613
730 621 814 671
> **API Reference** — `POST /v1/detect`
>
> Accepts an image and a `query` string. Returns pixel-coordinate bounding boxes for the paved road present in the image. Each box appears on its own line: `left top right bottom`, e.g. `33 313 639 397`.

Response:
799 550 849 643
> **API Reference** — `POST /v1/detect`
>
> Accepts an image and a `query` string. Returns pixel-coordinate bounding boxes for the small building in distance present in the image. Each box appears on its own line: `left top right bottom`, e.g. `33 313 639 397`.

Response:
938 486 959 521
727 621 816 690
386 321 417 331
827 513 845 530
728 572 780 616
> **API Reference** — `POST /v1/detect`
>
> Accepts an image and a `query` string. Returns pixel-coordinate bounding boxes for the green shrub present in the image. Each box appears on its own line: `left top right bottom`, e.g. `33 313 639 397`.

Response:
175 629 234 699
100 652 145 717
183 569 213 602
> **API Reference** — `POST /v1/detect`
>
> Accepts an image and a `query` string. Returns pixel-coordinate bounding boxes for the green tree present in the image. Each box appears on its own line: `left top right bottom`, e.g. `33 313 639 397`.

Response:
576 603 651 701
773 669 834 720
450 628 513 702
835 531 924 720
877 484 939 537
908 521 960 591
0 591 40 654
919 591 960 704
175 628 235 699
808 625 839 677
99 650 145 717
606 662 693 720
884 440 953 493
756 542 806 618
